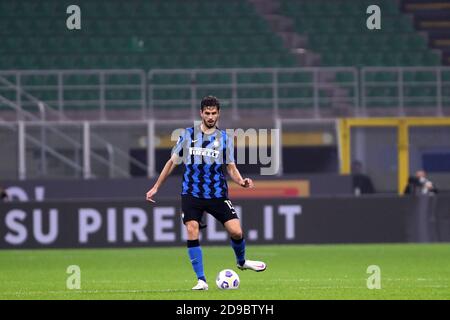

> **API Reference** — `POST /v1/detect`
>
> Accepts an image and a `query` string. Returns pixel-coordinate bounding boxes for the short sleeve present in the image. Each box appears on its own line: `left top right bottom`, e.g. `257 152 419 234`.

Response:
172 132 186 158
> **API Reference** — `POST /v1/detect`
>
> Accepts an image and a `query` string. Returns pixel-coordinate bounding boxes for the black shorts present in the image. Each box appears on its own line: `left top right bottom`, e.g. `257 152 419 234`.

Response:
181 195 238 226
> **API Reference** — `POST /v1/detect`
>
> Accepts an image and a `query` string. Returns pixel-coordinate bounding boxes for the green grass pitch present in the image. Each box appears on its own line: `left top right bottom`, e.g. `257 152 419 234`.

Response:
0 244 449 300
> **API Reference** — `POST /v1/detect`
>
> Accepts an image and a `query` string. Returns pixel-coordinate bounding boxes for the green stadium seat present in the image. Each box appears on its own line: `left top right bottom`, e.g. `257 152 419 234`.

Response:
21 75 57 87
422 52 441 66
404 87 437 107
340 2 363 15
151 74 190 85
279 72 313 83
363 53 385 66
12 0 445 115
279 0 439 71
335 72 355 84
408 34 427 50
279 87 313 99
195 73 232 85
382 53 404 66
442 71 450 82
31 90 58 103
65 74 99 86
199 88 232 100
40 1 61 16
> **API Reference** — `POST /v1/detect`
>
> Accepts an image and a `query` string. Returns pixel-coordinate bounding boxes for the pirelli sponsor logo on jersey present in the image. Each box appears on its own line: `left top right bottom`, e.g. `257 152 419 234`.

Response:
189 147 220 158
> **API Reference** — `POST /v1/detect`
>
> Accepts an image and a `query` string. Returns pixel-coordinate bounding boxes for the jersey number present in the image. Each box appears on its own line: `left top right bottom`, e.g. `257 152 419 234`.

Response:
224 200 236 215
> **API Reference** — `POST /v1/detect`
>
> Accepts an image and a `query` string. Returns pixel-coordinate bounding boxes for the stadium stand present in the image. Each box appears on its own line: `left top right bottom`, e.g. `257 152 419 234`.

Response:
0 0 447 118
0 0 296 70
279 0 441 67
402 0 450 66
278 0 446 112
0 0 295 117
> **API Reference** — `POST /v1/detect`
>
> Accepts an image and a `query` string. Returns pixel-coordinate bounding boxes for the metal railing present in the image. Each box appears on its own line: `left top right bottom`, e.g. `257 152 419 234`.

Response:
148 67 358 119
361 67 450 116
0 91 148 179
0 69 146 120
0 118 197 180
1 67 450 121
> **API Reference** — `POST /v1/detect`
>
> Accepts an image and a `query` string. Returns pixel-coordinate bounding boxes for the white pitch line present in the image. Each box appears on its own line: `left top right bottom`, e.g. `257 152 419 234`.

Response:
0 288 192 296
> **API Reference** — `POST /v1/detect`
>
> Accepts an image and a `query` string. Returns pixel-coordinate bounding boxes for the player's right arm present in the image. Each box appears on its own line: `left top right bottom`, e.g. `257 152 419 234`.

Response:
146 152 180 203
146 129 188 203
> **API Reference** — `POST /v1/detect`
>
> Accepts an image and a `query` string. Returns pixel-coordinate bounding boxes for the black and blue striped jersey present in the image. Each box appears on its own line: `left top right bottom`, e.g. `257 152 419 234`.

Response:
172 126 235 199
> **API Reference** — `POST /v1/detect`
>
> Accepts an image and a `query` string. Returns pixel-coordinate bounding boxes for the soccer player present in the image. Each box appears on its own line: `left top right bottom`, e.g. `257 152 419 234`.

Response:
146 96 266 290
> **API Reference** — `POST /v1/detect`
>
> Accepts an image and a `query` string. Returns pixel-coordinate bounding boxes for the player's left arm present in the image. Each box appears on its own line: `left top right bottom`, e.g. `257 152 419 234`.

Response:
226 163 254 188
224 131 252 188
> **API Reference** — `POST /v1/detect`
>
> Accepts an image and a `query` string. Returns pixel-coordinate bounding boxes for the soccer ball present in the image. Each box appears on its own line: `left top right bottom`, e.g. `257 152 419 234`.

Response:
216 269 240 290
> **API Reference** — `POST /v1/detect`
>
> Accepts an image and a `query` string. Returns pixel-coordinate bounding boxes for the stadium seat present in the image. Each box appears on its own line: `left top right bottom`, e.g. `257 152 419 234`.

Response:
280 0 440 69
0 0 290 73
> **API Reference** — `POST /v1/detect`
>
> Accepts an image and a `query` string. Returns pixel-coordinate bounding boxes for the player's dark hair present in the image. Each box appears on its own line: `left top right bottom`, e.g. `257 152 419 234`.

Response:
200 96 220 111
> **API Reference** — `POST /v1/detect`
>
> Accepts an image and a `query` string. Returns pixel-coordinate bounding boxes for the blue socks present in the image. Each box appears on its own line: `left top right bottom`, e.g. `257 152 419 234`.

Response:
187 237 246 282
231 237 246 266
187 239 206 282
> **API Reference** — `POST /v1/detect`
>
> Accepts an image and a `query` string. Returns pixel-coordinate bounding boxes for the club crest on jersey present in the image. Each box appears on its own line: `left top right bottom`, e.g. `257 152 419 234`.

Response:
189 147 220 158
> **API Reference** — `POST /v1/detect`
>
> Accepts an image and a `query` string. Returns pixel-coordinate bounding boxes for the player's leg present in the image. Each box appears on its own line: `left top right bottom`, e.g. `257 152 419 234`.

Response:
224 218 246 266
185 220 208 289
182 196 208 290
223 219 266 272
208 198 267 272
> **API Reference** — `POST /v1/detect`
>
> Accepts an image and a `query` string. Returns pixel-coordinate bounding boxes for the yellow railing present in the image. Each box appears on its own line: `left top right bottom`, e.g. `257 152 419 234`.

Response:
339 117 450 194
